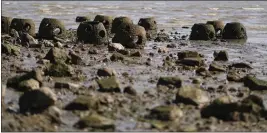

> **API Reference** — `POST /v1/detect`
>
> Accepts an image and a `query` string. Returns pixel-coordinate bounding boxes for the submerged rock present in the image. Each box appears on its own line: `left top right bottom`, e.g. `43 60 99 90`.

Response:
201 95 266 121
19 87 57 113
176 85 210 106
214 50 228 61
97 76 121 93
244 75 267 90
44 47 70 64
157 76 182 88
65 95 99 110
75 113 115 130
148 105 183 121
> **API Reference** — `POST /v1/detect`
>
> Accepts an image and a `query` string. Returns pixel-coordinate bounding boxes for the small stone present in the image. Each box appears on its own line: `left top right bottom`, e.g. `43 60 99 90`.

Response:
19 87 57 113
88 48 98 54
244 75 267 90
97 76 121 93
214 51 228 61
227 71 244 82
196 67 211 77
180 58 204 66
149 105 183 121
209 62 226 72
108 43 125 51
65 95 99 110
123 86 137 96
176 85 210 106
166 43 176 48
69 51 83 65
43 40 54 47
158 47 168 53
75 113 115 130
97 68 116 77
44 47 70 64
54 82 80 89
2 43 20 56
130 51 142 57
229 62 253 69
18 78 40 91
157 76 182 88
44 62 74 77
54 42 64 48
178 51 200 60
110 53 125 61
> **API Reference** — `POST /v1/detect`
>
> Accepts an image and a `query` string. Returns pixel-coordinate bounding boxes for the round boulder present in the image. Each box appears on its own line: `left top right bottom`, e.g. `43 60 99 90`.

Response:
77 21 108 45
189 23 216 40
112 24 147 48
38 18 66 40
111 16 133 34
222 22 247 39
138 17 157 39
94 15 113 36
206 20 224 37
10 18 35 36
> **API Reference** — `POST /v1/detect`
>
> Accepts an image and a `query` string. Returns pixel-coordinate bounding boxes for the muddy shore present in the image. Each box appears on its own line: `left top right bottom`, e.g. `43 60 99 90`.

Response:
1 27 267 132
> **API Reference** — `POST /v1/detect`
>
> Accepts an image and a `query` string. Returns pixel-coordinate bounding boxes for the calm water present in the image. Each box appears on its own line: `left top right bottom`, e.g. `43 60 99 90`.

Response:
2 1 267 43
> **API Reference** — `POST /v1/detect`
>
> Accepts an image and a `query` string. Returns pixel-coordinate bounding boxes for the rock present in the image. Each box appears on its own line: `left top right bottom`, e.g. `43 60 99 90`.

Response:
18 78 40 91
149 105 183 121
108 43 125 51
65 95 99 110
214 51 228 61
157 77 182 88
130 51 142 57
176 85 210 106
88 48 99 54
178 51 200 60
123 86 137 96
227 71 244 82
117 49 130 55
97 68 116 77
158 47 168 53
222 22 247 39
21 33 38 46
196 67 211 77
44 62 74 77
2 43 20 56
44 47 70 64
244 75 267 90
75 113 115 130
189 23 216 40
54 82 80 89
229 62 252 69
69 51 83 65
54 42 64 48
97 76 121 93
201 95 265 121
7 69 43 89
154 32 170 42
110 53 125 61
208 62 226 72
43 40 54 47
19 87 57 113
192 78 202 84
180 58 204 66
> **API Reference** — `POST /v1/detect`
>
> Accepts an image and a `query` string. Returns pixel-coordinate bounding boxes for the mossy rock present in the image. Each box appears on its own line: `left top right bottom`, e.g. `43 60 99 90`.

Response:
2 16 13 34
44 47 70 64
45 62 74 77
214 50 228 61
65 95 99 110
180 57 204 66
76 16 91 22
157 77 182 88
244 75 267 90
2 43 20 56
112 24 147 48
177 51 200 60
9 18 35 37
206 20 224 36
77 21 108 45
96 76 121 93
138 17 157 39
18 78 40 91
75 113 115 130
222 22 247 39
94 15 113 36
111 16 133 34
38 18 66 39
7 69 43 89
208 62 226 72
149 105 183 121
189 23 216 40
176 85 210 106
